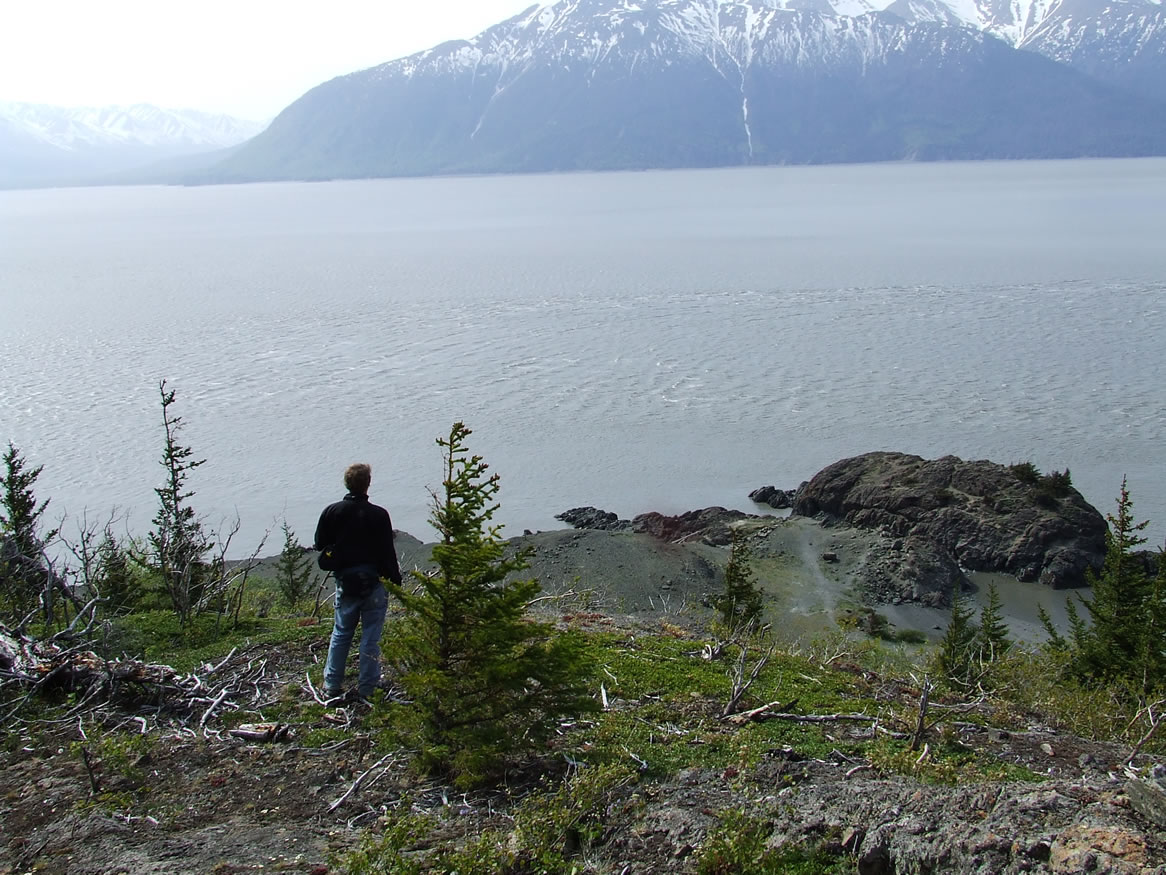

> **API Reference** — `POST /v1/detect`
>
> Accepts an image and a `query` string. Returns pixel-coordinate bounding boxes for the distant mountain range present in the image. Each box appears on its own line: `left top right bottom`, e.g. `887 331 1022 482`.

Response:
202 0 1166 182
5 0 1164 188
0 103 266 188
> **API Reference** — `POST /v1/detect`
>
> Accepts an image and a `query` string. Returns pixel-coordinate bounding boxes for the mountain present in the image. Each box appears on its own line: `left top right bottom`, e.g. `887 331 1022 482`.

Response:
0 103 266 188
205 0 1166 182
887 0 1166 102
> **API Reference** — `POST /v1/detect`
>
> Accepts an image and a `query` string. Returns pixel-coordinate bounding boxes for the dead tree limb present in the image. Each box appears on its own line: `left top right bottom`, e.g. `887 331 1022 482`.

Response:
329 753 396 812
910 678 933 752
1127 698 1166 766
720 631 778 719
723 707 875 726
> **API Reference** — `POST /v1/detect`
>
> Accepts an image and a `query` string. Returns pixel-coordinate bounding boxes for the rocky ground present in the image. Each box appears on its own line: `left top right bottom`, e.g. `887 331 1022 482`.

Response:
3 622 1166 875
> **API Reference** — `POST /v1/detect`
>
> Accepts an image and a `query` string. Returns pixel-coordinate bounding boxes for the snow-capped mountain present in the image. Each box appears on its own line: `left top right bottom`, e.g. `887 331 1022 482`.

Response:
0 102 266 151
205 0 1166 183
886 0 1166 101
0 102 266 188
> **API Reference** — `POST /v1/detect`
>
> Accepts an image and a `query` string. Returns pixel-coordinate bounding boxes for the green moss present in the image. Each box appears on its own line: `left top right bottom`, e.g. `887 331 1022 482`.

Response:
867 737 1044 785
698 809 852 874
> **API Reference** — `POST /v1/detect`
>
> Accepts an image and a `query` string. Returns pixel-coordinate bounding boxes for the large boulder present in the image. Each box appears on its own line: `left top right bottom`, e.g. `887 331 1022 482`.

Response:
792 452 1107 588
631 507 759 546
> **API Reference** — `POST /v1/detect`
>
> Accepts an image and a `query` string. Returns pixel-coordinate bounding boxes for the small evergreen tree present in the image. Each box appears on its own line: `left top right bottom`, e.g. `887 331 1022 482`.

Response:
96 528 140 615
1146 551 1166 692
148 381 214 625
0 442 59 625
715 528 763 631
936 584 978 689
274 520 316 611
1074 479 1151 685
387 422 597 787
1040 480 1164 693
975 582 1010 661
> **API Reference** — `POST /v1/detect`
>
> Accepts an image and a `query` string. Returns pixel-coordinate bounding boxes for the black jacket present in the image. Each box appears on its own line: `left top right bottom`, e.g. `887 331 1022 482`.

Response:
313 493 402 585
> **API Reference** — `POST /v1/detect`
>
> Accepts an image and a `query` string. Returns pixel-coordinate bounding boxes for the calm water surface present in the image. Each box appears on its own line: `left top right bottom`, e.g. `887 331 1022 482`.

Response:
1 159 1164 556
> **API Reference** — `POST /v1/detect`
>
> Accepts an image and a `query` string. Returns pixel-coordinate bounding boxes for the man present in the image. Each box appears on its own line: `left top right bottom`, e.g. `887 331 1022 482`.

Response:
314 462 402 701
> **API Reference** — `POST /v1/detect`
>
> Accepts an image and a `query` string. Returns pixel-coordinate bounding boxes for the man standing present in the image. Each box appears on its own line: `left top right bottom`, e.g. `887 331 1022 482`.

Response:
314 463 402 701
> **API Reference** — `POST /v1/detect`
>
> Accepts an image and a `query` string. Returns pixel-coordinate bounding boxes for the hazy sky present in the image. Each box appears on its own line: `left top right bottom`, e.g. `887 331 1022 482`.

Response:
0 0 540 120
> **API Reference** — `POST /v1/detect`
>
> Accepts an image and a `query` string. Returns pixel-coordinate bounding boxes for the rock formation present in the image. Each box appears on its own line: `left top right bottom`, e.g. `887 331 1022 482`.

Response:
748 485 799 509
557 506 760 547
792 452 1107 589
555 507 632 531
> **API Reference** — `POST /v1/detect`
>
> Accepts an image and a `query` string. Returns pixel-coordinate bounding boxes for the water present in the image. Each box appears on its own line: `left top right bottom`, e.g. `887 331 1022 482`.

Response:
1 159 1164 557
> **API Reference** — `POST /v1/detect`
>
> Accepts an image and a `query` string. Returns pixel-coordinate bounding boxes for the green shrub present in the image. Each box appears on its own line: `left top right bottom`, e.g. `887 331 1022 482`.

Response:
1009 462 1041 485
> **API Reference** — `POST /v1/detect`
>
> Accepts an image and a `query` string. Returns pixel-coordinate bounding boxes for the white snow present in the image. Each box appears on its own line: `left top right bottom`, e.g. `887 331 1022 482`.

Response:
0 102 266 151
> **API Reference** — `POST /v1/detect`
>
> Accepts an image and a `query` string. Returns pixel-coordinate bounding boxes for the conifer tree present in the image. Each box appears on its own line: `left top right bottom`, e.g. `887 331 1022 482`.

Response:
387 422 597 787
0 442 59 625
975 582 1011 661
1075 479 1151 685
1040 481 1165 692
936 584 978 689
96 528 140 615
1145 552 1166 691
148 381 213 625
274 520 316 611
715 528 763 632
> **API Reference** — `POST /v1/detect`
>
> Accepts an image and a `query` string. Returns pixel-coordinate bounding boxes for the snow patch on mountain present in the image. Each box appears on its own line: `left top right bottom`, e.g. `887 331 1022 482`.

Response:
0 102 267 153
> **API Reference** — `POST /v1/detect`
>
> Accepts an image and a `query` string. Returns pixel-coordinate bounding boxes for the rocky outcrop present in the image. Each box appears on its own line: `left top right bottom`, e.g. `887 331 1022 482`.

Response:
748 485 800 509
793 452 1107 589
855 533 969 607
555 507 632 531
631 507 760 547
558 506 760 546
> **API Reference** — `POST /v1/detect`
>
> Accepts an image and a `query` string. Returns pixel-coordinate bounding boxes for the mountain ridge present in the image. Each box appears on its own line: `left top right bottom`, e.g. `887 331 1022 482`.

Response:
0 102 266 188
205 0 1166 183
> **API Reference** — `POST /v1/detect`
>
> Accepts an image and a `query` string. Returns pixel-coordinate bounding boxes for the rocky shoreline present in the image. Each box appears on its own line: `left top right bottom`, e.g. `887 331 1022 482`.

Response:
521 453 1112 635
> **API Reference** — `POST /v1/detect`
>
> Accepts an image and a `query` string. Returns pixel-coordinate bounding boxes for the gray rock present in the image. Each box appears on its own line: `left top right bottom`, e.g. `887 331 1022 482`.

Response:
749 485 794 509
1127 771 1166 829
792 452 1106 590
555 507 632 531
631 507 760 546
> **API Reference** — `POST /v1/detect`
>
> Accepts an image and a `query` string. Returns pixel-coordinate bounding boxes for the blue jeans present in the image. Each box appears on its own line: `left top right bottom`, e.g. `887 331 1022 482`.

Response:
323 566 387 696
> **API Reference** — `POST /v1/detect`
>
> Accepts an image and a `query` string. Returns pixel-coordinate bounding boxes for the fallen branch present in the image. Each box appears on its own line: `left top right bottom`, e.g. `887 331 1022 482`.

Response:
1126 698 1166 766
228 723 291 743
305 672 331 706
723 705 874 726
199 686 231 728
329 753 396 812
721 630 778 719
204 647 238 676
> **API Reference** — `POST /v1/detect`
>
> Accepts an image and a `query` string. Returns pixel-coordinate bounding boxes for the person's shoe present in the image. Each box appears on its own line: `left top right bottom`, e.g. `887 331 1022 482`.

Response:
323 687 343 701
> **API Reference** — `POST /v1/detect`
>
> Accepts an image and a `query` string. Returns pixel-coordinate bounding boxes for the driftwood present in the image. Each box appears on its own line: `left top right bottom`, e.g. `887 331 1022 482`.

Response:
228 723 292 743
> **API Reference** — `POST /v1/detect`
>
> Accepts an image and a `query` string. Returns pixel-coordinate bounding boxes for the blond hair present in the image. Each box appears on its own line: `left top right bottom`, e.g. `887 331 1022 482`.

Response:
344 463 372 495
